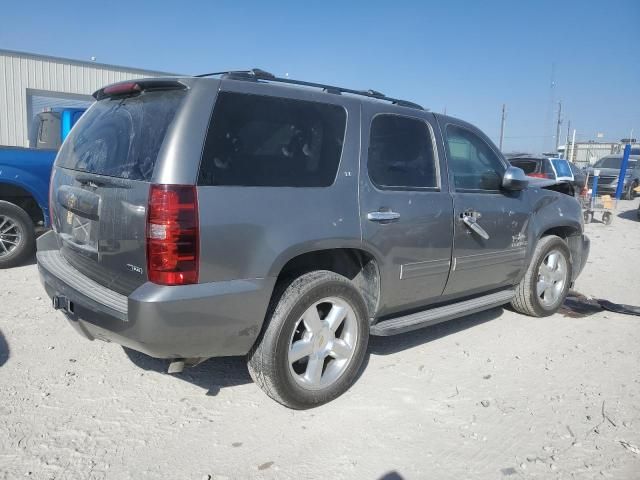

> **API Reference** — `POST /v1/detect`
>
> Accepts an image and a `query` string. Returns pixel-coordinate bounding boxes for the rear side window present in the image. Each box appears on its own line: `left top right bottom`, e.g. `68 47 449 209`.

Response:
199 92 346 187
368 114 438 189
57 90 185 181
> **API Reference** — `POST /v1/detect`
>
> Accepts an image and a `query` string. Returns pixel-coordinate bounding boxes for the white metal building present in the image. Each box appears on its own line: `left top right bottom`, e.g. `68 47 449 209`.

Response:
0 49 172 148
561 141 639 167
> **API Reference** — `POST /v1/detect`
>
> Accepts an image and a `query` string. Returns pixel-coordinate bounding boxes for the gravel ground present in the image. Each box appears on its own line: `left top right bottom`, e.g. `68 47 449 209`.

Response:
1 200 639 480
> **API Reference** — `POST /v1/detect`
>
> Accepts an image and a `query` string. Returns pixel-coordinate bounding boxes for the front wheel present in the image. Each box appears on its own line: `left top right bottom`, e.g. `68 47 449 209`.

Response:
511 235 572 317
248 271 369 409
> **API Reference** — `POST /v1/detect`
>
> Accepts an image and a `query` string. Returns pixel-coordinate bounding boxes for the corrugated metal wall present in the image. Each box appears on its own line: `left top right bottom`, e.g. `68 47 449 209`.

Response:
568 143 618 167
0 49 171 147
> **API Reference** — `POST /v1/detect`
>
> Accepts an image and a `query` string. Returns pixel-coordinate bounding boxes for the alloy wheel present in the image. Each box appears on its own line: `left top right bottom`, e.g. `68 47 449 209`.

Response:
0 215 22 258
288 297 359 390
537 249 568 307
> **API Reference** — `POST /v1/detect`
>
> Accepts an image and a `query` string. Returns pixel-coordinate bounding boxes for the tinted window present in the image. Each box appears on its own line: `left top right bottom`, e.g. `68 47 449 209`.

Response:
199 92 346 187
367 115 437 189
509 159 538 174
445 125 504 191
57 90 185 181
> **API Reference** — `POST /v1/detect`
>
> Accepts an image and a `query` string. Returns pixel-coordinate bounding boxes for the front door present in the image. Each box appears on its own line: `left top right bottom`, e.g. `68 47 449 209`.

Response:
359 107 453 317
441 122 531 297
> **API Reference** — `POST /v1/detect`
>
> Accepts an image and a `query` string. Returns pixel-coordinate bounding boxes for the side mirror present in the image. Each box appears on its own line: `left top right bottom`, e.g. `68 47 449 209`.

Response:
502 166 529 191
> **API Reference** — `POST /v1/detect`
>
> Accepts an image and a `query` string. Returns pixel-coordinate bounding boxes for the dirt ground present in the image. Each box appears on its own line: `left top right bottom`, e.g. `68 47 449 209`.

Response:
1 200 639 480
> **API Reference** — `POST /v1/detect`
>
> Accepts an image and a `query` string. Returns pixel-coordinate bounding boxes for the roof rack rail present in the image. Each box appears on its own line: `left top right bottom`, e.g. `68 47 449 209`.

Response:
195 68 425 110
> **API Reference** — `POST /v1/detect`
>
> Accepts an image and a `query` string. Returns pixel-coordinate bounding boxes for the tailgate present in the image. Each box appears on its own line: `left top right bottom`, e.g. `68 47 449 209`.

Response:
50 87 186 295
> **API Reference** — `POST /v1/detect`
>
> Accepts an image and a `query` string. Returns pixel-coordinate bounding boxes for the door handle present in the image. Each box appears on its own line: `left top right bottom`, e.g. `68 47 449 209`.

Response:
367 211 401 222
462 215 490 240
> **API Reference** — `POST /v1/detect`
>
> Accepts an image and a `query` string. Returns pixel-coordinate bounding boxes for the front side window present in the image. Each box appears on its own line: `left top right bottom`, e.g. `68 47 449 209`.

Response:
199 92 347 187
445 125 504 191
368 115 438 189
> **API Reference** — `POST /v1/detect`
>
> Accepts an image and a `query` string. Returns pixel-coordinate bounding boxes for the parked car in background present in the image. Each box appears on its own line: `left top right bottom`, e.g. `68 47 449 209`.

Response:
37 71 589 408
0 107 86 268
506 155 580 196
587 155 640 200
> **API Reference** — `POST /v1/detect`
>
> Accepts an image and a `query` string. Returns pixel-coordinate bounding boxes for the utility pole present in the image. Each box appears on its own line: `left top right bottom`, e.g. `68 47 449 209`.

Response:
554 101 562 153
499 104 506 151
568 129 576 162
565 120 571 159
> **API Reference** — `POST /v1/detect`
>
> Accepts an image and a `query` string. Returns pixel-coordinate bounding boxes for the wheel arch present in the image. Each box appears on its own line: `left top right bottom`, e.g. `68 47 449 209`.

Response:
269 245 382 319
536 224 584 282
0 181 46 226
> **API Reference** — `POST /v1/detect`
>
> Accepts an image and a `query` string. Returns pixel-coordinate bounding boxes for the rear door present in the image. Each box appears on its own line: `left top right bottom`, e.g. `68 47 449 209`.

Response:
50 87 187 295
359 106 453 316
441 122 530 297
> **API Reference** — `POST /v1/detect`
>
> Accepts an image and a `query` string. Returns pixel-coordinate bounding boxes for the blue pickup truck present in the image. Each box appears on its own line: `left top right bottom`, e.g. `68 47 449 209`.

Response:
0 108 85 268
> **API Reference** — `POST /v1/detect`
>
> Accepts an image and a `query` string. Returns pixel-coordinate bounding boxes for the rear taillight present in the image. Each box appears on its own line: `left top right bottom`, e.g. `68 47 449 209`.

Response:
528 173 553 179
146 184 199 286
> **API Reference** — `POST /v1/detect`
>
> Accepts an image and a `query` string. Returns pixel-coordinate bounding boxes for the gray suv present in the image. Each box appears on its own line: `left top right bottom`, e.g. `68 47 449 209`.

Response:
587 154 640 200
37 70 589 408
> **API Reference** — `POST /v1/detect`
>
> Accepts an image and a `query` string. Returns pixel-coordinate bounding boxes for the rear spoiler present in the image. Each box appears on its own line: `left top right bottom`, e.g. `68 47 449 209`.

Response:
93 80 187 100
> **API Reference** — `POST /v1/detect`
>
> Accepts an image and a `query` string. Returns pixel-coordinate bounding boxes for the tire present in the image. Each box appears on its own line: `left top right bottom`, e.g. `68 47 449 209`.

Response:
583 211 593 224
602 211 613 225
511 235 572 317
247 270 369 409
0 201 35 269
624 181 638 201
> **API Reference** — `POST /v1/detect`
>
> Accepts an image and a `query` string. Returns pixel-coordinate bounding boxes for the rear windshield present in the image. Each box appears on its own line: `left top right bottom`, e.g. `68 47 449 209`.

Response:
56 90 185 181
509 159 539 174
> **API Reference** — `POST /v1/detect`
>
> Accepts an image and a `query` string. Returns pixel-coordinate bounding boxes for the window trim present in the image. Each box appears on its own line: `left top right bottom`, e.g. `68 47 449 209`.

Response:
366 112 441 192
443 122 507 194
197 90 349 188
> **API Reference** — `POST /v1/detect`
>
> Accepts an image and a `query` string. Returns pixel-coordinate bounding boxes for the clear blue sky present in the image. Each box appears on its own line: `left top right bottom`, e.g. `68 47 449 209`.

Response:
1 0 638 152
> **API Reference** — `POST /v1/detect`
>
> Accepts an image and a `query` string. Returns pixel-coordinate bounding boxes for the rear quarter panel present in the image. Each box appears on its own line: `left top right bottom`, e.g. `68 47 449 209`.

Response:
195 81 363 283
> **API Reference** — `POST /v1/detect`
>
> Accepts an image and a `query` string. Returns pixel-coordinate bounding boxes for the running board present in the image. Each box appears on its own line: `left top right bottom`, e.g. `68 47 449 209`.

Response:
370 290 514 336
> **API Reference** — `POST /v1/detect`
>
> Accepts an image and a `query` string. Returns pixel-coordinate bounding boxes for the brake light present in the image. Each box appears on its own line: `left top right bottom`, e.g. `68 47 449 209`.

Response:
527 173 553 179
102 82 141 97
146 185 199 286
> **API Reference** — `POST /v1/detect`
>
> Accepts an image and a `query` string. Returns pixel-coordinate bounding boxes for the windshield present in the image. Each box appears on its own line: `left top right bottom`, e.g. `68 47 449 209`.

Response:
595 156 638 169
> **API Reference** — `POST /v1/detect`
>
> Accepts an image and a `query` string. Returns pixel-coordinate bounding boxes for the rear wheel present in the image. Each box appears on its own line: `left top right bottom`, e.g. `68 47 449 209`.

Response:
511 235 572 317
248 271 369 409
0 201 35 269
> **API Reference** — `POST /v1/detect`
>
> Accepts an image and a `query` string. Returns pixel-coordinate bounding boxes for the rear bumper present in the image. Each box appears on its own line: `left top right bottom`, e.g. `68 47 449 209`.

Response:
36 231 274 359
